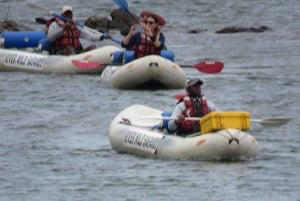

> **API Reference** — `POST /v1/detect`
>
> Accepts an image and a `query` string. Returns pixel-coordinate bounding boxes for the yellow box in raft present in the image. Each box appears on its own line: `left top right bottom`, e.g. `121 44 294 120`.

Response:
200 111 251 134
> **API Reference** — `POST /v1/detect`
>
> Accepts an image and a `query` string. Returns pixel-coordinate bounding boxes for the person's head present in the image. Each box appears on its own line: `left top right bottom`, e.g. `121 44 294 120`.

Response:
185 78 203 97
140 11 165 26
61 5 73 19
140 11 166 33
142 15 159 32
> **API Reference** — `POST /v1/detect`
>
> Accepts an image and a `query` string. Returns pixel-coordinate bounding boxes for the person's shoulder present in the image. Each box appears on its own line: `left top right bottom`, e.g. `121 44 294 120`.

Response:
48 19 59 26
176 100 186 108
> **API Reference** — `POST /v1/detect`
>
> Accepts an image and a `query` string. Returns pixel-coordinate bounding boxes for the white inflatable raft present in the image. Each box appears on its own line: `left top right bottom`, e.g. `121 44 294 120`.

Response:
109 104 260 160
0 45 120 74
100 54 187 89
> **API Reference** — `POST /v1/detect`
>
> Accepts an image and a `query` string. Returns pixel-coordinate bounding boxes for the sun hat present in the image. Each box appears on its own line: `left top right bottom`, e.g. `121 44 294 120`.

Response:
61 5 73 14
185 78 203 88
140 10 166 26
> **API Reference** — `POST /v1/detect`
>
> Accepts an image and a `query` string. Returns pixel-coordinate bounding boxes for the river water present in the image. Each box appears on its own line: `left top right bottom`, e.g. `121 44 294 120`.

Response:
0 0 299 201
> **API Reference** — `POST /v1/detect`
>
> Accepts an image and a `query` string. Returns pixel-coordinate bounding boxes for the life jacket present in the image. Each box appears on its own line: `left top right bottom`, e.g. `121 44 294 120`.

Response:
177 95 210 134
129 33 161 58
49 18 81 53
43 18 56 35
45 18 56 28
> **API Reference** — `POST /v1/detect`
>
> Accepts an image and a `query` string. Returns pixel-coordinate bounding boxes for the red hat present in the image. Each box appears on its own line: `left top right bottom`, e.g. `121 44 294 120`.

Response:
140 10 166 26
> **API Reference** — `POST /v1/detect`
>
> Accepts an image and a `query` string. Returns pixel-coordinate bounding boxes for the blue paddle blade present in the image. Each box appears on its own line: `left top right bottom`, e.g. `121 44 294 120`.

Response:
113 0 129 12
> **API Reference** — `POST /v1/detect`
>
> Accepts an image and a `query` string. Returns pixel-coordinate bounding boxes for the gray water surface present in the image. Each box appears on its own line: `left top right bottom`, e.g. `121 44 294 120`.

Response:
0 0 299 201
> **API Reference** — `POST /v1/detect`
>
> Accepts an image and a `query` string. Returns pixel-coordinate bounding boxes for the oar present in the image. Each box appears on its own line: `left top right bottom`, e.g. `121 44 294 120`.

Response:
185 60 224 74
26 2 121 45
137 116 291 126
35 17 47 24
71 59 224 73
113 0 140 24
250 118 291 126
71 60 104 70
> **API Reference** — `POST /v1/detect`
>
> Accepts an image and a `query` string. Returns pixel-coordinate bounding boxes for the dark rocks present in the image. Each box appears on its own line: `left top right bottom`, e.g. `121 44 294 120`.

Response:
1 11 273 37
84 9 138 36
1 9 138 36
0 20 33 32
215 25 272 34
187 28 208 34
84 16 112 33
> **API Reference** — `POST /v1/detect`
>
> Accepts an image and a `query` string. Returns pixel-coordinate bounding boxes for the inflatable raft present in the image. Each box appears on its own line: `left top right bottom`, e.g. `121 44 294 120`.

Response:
100 51 187 89
0 31 120 74
109 104 260 160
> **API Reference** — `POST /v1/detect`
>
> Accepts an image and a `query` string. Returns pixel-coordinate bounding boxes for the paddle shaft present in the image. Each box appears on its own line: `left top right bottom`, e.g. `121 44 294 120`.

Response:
71 59 223 74
138 116 291 126
27 3 121 44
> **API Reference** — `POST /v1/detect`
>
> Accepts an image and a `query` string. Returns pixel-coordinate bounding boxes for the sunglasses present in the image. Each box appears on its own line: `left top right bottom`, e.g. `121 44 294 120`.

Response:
64 11 73 15
145 20 155 25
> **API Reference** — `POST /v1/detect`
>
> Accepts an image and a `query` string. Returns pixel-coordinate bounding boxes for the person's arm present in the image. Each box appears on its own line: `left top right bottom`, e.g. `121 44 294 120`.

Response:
47 22 64 42
122 26 137 47
122 33 140 49
167 102 186 133
78 26 108 41
153 32 165 49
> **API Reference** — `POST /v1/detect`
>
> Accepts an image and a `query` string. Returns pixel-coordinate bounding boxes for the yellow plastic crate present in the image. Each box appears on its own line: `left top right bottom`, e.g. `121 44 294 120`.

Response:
200 111 251 134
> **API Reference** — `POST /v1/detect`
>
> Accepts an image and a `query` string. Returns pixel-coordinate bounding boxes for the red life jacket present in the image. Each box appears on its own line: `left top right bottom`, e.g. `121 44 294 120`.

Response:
50 18 81 53
45 18 56 28
177 95 210 134
130 34 161 58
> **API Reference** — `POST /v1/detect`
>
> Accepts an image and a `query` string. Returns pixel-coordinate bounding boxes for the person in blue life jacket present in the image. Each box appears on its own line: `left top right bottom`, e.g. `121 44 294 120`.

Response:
121 11 166 58
46 5 111 55
167 78 217 136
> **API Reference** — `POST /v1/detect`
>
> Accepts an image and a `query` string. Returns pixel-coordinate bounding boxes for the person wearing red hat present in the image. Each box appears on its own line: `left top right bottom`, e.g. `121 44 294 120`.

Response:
121 11 166 58
167 78 216 136
46 5 110 55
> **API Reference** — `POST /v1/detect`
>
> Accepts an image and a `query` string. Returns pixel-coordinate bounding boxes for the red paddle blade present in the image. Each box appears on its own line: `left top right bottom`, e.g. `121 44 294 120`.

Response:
71 59 104 69
193 60 224 74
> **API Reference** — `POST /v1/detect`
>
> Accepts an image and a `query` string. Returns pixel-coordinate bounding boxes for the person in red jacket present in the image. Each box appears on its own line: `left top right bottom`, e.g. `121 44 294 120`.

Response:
167 78 216 136
46 5 110 55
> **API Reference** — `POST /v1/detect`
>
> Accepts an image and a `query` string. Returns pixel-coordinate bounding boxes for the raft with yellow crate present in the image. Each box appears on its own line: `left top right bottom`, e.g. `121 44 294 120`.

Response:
109 104 291 160
108 104 262 160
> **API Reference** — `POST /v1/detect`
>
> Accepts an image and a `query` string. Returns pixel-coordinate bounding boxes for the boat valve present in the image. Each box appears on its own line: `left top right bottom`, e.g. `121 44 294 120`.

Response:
228 137 239 144
149 62 159 67
119 117 131 125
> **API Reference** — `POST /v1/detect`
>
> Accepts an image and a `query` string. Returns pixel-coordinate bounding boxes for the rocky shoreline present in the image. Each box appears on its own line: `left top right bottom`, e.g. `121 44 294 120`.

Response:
0 9 272 35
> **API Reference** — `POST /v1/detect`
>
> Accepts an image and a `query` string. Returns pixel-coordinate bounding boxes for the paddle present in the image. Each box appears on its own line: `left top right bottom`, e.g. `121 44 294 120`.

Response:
250 118 291 126
71 60 104 70
137 116 291 126
71 59 224 73
35 17 47 24
185 60 223 74
26 2 121 45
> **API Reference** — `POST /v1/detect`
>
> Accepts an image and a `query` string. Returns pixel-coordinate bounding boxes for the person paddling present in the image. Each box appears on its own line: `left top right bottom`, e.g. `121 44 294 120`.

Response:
46 5 111 55
167 78 217 136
